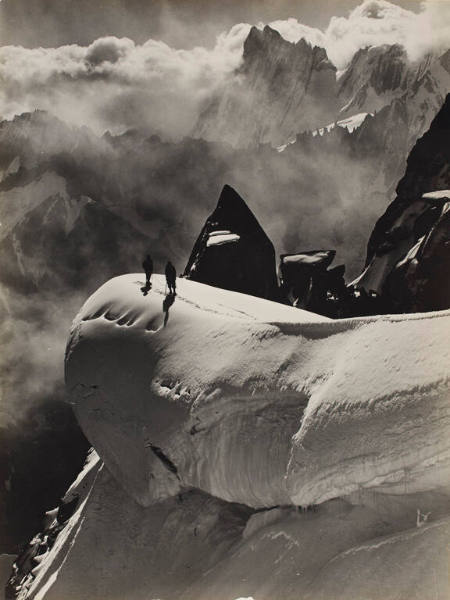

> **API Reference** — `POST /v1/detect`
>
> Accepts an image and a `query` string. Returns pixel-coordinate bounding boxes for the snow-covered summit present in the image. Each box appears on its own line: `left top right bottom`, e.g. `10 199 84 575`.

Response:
66 274 450 510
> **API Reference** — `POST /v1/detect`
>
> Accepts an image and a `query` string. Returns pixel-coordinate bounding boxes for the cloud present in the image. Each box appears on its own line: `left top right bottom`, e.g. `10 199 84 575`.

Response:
85 37 135 66
324 0 418 68
0 0 448 137
326 0 450 69
0 24 253 137
267 0 450 69
265 17 325 47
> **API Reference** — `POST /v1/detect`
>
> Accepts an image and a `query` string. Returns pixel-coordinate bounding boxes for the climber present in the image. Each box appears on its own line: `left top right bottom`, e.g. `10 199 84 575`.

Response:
165 260 177 295
143 254 153 286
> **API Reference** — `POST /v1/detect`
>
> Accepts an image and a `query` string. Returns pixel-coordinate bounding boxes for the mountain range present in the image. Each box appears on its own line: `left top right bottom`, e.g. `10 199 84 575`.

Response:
194 25 450 148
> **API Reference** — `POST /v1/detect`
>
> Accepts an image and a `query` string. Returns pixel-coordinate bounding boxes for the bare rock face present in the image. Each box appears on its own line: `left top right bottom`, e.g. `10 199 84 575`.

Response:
354 94 450 312
279 251 334 302
279 252 356 318
338 45 410 105
184 184 278 300
383 192 450 311
194 26 338 147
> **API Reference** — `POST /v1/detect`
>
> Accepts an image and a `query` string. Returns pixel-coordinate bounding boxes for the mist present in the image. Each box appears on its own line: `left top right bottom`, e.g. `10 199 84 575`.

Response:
0 109 397 421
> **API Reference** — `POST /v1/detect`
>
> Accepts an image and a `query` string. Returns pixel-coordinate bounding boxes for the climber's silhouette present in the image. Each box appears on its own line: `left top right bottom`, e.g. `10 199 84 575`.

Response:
165 260 177 295
163 293 176 327
143 254 153 286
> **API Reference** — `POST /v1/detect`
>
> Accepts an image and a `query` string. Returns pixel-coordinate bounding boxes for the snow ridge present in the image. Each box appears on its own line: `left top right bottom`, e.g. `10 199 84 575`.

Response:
65 274 450 509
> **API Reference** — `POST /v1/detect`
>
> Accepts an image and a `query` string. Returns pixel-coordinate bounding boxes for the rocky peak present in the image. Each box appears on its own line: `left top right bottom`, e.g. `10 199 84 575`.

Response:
210 184 272 239
339 42 450 123
241 25 334 75
368 44 408 92
242 25 284 59
184 185 278 299
194 25 338 146
338 44 410 112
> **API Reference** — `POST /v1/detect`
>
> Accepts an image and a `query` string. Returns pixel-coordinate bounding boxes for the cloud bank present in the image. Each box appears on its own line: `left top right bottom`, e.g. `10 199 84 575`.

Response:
269 0 450 68
326 0 450 68
0 0 448 136
0 23 253 137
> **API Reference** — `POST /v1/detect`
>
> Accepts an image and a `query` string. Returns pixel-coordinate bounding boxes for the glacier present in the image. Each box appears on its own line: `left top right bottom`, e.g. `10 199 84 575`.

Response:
11 273 450 599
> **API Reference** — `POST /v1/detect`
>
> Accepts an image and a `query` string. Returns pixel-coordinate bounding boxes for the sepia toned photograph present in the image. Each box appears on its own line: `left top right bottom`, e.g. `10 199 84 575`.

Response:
0 0 449 598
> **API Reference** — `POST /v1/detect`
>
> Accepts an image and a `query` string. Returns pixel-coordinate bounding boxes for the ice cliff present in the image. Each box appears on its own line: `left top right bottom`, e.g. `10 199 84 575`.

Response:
9 274 450 599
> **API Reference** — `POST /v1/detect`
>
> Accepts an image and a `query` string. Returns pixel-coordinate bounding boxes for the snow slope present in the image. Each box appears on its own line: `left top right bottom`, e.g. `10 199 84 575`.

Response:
65 274 450 509
276 112 371 151
14 466 450 600
10 273 450 599
311 111 372 137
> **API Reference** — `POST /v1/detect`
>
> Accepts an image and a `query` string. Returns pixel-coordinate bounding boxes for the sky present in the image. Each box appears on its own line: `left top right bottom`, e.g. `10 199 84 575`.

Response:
0 0 422 49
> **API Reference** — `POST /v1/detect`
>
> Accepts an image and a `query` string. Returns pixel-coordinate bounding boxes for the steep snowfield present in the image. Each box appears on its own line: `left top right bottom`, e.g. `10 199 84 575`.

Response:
13 273 448 599
277 112 371 151
13 459 450 600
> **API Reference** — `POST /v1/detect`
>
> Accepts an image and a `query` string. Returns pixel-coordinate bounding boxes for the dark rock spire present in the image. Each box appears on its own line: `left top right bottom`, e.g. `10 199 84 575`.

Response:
184 185 278 300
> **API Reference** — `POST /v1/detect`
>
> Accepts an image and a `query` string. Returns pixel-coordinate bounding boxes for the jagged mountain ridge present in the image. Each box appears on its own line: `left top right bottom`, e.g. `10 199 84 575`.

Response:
339 45 450 147
194 25 450 148
184 184 278 300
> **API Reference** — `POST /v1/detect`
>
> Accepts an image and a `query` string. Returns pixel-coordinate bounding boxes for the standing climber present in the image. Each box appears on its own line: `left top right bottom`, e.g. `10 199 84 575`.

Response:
165 260 177 295
143 254 153 286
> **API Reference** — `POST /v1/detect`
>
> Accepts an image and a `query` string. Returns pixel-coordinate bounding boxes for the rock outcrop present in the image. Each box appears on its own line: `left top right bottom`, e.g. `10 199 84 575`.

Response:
354 94 450 312
184 185 278 300
279 251 348 315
